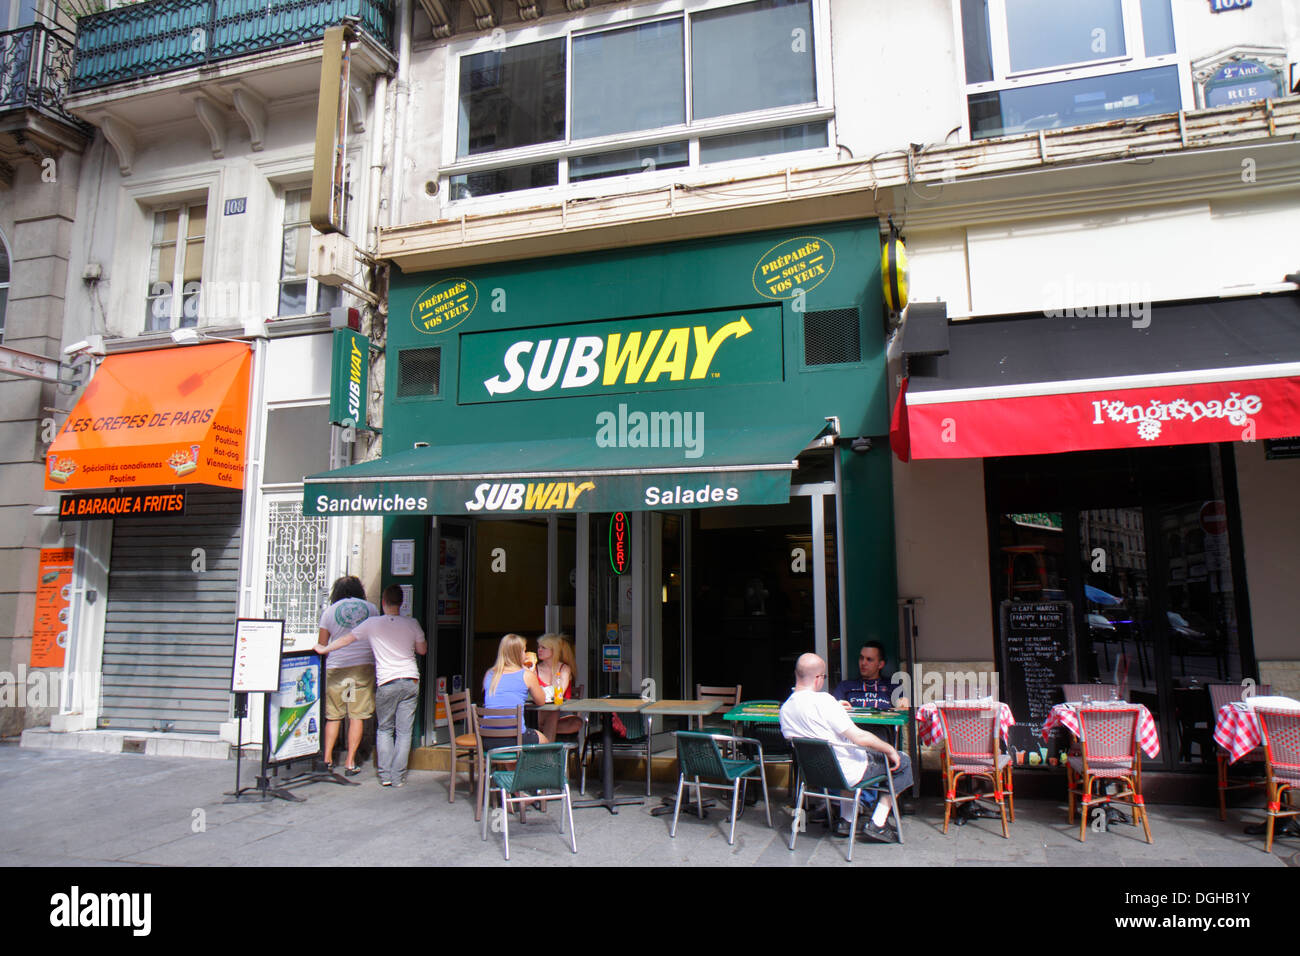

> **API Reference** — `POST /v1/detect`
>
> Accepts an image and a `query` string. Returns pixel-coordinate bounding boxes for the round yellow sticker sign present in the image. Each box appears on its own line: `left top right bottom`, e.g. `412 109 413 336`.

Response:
411 278 478 335
752 236 835 300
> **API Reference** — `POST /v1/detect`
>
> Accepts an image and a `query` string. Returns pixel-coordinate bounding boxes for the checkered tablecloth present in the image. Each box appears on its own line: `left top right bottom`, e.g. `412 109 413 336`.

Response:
1040 702 1160 758
915 701 1015 747
1213 698 1300 763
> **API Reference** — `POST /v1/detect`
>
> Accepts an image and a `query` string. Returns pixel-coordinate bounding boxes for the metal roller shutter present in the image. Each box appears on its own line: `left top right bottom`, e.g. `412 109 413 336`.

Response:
99 488 243 734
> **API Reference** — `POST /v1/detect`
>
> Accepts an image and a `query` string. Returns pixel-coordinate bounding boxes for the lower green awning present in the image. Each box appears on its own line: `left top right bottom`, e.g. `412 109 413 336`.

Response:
303 423 829 516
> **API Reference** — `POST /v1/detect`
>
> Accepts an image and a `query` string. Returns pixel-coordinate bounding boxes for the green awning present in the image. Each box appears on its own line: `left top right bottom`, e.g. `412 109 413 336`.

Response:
303 422 830 516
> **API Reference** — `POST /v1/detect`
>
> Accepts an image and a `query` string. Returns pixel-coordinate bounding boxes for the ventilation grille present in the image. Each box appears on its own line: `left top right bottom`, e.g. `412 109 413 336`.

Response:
803 308 861 366
398 347 441 397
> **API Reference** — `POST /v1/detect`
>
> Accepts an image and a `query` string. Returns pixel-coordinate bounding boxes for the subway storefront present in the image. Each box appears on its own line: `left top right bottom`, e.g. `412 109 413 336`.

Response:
306 222 898 738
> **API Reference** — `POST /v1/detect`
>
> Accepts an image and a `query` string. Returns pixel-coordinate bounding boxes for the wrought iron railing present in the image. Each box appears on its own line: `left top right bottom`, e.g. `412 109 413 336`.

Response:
71 0 394 91
0 24 87 130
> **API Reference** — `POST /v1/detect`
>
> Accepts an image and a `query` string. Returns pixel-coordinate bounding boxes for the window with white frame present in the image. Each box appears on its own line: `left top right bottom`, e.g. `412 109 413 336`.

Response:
959 0 1182 140
277 187 342 316
446 0 830 200
145 201 206 332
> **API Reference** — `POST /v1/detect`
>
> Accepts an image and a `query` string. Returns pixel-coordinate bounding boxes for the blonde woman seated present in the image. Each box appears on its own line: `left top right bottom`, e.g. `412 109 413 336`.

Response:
483 633 549 745
535 633 583 741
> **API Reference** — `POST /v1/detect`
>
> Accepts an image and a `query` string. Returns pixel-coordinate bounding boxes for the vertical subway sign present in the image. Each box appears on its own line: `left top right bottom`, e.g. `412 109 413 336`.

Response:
330 328 369 428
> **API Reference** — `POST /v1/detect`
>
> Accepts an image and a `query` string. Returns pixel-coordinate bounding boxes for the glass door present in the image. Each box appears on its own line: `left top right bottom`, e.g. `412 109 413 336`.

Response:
989 443 1252 771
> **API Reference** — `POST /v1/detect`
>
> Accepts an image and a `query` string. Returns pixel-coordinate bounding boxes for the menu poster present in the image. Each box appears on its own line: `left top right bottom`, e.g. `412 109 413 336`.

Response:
998 600 1076 757
266 652 322 764
31 548 75 668
230 618 284 693
437 537 462 623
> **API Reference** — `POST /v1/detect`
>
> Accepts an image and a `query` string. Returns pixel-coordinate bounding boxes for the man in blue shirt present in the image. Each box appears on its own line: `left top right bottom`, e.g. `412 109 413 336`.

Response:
832 642 908 711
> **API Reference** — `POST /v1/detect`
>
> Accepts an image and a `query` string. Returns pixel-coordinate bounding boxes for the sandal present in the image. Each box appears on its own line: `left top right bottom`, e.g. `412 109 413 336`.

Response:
344 766 362 777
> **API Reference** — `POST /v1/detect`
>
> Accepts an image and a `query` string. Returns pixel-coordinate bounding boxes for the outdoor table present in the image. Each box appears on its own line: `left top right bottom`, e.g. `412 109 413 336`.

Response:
722 702 910 808
640 699 725 816
1041 701 1161 758
537 697 650 814
914 700 1015 747
722 701 909 732
1212 696 1300 763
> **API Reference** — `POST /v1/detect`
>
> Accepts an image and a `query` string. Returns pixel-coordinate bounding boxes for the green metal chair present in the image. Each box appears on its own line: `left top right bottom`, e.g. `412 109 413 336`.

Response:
787 736 904 862
669 731 771 845
739 699 795 794
481 743 577 860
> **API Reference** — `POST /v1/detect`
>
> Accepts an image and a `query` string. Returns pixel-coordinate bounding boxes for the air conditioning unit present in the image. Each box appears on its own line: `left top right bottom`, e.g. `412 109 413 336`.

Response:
310 233 357 288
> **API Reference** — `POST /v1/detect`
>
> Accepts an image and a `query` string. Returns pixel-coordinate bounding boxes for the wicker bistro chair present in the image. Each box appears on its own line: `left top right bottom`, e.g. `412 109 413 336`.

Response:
1209 682 1273 820
1065 705 1153 844
1255 707 1300 853
437 690 477 803
936 703 1012 838
580 696 653 797
480 743 578 860
786 737 904 863
472 705 524 822
669 731 772 846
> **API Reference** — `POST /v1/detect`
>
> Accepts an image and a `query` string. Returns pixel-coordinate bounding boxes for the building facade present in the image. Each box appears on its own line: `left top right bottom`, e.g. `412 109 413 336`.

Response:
9 0 398 748
7 0 1299 790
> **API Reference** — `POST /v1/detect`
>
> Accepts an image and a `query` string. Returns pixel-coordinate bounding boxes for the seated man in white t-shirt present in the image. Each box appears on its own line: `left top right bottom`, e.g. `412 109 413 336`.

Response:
779 653 913 843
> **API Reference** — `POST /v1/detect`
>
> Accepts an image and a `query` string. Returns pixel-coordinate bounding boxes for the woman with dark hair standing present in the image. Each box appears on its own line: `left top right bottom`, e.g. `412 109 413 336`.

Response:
318 575 378 774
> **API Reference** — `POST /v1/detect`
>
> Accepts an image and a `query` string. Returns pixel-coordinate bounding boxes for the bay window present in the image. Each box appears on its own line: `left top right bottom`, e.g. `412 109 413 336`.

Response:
959 0 1185 139
446 0 830 200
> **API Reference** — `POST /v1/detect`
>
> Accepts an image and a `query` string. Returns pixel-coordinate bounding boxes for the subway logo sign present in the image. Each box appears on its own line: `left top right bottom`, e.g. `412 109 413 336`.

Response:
458 306 783 403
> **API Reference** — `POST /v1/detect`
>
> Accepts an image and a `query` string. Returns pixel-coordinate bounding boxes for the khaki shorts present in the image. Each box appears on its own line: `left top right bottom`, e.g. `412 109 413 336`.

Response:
325 665 376 720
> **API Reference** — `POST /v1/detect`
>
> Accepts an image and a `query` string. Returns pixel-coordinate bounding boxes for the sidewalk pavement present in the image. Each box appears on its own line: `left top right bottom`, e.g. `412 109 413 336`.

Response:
1 742 1296 867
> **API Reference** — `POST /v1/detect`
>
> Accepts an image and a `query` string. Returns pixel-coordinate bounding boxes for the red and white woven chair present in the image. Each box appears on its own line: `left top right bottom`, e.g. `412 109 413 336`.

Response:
1066 705 1153 844
1209 682 1272 821
1256 706 1300 853
936 703 1012 838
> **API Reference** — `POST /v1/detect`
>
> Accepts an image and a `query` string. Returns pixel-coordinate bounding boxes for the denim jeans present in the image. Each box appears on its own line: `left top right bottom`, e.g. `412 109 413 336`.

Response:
375 678 418 783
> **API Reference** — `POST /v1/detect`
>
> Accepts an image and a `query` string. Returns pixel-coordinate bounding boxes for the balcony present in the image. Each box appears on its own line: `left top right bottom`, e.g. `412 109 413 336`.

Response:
0 24 89 130
71 0 394 91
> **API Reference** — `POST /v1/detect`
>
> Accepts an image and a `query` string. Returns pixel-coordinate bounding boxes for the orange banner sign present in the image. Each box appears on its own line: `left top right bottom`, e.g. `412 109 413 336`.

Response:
31 548 75 668
44 342 251 491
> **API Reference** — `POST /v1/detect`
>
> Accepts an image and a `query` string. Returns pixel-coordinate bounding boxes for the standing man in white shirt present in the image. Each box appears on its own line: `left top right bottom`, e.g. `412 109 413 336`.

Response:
779 652 913 843
316 585 426 787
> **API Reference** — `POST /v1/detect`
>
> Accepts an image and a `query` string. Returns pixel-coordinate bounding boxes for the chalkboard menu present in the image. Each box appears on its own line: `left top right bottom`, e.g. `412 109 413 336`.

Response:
998 600 1076 758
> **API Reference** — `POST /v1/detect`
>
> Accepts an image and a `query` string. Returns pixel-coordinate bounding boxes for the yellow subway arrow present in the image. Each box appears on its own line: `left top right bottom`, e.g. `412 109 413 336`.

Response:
690 316 752 379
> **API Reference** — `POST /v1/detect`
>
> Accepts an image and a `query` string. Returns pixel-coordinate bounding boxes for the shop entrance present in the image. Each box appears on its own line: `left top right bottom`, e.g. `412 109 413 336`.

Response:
987 444 1254 771
428 486 843 732
689 494 842 701
429 516 577 707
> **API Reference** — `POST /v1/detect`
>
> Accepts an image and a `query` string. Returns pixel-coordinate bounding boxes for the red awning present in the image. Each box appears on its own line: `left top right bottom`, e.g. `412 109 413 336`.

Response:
891 364 1300 460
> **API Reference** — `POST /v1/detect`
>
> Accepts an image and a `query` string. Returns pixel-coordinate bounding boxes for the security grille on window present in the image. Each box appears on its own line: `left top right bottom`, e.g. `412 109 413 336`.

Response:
398 348 441 397
279 187 343 316
803 308 861 366
146 202 205 331
960 0 1181 140
447 0 830 199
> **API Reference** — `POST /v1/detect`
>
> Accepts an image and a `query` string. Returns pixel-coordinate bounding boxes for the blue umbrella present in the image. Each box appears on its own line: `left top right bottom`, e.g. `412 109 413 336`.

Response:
1086 584 1122 606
